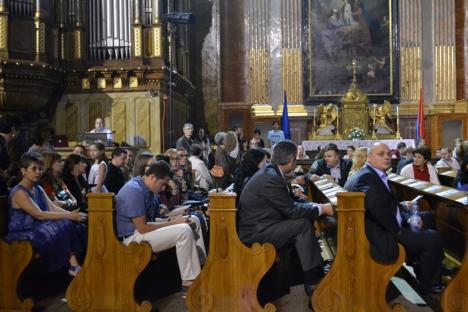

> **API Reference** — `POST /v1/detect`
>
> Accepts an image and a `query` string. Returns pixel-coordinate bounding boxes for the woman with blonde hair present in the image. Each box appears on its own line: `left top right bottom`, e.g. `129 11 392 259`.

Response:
349 147 368 177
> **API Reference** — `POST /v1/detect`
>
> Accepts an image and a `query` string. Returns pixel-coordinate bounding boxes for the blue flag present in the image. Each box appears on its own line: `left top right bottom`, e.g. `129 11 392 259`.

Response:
281 91 291 140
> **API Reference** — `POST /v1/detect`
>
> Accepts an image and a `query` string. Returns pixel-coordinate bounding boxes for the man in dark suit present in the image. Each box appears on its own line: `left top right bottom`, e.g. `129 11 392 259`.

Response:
238 140 334 298
396 146 414 174
176 123 194 155
307 143 352 187
344 143 444 293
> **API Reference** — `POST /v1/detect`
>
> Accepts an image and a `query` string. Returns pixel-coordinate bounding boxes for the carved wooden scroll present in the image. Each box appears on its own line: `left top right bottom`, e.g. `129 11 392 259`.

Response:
186 192 276 312
66 193 152 311
312 192 406 312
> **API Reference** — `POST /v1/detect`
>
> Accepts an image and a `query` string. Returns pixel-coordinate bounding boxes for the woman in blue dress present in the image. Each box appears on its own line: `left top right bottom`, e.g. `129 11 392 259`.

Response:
4 152 86 275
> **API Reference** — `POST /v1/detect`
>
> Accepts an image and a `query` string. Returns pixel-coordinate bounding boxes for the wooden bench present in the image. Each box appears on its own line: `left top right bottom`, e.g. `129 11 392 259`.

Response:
186 192 276 312
441 212 468 311
312 192 406 312
0 195 35 311
66 193 153 311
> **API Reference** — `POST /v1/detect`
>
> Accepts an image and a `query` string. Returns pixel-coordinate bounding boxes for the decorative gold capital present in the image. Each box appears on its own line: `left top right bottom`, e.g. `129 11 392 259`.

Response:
74 29 82 59
152 26 162 57
0 14 8 52
133 25 143 57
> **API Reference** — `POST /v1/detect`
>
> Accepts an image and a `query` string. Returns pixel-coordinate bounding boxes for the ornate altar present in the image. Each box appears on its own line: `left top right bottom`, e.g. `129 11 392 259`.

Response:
308 60 401 140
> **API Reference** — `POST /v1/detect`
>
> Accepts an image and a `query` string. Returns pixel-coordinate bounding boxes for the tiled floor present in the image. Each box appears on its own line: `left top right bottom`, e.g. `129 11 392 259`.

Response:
36 285 436 312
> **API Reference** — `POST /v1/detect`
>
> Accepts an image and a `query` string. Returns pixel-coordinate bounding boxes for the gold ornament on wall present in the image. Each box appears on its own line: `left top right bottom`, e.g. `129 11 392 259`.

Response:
113 77 122 89
81 78 90 89
97 77 106 89
129 76 138 88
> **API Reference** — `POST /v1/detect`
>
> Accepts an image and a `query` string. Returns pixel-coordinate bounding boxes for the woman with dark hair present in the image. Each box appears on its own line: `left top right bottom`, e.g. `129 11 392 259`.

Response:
194 127 213 166
41 151 78 211
88 142 108 192
133 152 156 177
63 154 88 211
401 146 440 184
5 152 86 275
233 148 267 203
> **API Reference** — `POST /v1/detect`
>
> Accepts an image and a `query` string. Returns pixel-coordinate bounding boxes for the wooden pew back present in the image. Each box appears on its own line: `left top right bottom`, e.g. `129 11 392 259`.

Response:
388 173 467 260
441 212 468 312
66 193 153 312
186 192 276 312
0 194 34 311
312 192 406 312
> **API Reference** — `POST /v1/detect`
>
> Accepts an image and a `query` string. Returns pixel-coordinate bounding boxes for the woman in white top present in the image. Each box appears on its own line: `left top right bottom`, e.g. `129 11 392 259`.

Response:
401 146 440 184
87 142 108 192
189 144 213 191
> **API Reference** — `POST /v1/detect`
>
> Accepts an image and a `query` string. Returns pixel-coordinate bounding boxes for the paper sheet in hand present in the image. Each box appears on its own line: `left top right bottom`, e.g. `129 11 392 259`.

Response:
166 205 190 217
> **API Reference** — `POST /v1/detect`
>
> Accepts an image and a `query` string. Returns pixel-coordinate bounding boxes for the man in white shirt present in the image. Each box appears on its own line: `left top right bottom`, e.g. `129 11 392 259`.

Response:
189 144 213 191
267 120 285 147
435 147 461 171
90 117 113 141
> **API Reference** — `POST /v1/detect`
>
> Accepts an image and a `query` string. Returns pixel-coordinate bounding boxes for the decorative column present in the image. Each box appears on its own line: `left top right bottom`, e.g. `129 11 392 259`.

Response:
58 0 65 62
34 0 46 62
279 0 306 117
151 0 162 58
133 0 143 58
0 0 8 59
248 0 273 117
455 0 468 111
73 0 83 61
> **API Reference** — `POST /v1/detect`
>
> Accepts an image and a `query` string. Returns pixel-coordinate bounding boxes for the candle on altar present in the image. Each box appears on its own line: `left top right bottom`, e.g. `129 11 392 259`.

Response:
336 106 339 132
396 105 400 129
313 108 316 134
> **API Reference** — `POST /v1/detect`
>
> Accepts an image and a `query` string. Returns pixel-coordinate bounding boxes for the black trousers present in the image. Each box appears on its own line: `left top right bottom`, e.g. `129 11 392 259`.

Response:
242 218 323 272
397 227 443 286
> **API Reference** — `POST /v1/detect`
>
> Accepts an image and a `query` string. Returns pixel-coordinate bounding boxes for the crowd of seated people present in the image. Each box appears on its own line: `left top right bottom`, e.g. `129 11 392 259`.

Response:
1 111 467 309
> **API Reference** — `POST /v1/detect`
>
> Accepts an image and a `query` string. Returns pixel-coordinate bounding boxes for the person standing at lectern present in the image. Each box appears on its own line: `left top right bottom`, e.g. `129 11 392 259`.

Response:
90 117 113 142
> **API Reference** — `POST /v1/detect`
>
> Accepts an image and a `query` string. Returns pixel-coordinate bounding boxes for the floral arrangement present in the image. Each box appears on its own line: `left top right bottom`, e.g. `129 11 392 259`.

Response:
347 127 365 140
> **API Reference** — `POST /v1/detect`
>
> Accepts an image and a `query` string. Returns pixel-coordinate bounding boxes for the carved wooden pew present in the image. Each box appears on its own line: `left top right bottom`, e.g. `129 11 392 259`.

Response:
388 173 467 260
66 193 153 311
441 212 468 312
312 192 406 312
387 173 468 311
186 192 276 312
0 194 34 311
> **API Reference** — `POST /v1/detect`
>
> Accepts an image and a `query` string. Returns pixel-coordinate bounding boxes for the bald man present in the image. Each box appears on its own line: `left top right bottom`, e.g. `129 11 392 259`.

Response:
344 143 444 294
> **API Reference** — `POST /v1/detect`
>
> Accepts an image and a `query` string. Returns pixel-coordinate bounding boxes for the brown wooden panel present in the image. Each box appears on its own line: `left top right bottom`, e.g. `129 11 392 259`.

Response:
455 0 468 100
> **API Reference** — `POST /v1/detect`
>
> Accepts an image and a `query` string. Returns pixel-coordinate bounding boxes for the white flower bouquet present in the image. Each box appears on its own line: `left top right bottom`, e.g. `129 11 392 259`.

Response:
347 127 365 140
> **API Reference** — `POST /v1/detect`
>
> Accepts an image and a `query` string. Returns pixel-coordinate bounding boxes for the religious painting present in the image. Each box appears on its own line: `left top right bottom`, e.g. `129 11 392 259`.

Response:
304 0 399 103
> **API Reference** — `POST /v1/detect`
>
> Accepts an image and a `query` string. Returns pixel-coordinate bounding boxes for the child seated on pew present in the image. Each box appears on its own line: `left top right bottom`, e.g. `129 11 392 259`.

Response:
4 152 87 276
